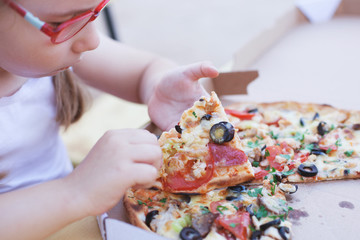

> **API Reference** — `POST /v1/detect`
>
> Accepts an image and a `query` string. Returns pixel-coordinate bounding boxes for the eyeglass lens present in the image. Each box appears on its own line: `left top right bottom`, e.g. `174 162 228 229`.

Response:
54 15 93 43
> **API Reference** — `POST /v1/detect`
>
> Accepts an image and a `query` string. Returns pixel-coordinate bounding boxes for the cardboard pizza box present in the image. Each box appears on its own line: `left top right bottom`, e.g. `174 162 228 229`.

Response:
97 72 360 240
97 1 360 239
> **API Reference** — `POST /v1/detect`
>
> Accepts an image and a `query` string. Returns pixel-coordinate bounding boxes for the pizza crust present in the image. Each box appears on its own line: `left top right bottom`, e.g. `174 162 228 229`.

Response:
123 189 150 231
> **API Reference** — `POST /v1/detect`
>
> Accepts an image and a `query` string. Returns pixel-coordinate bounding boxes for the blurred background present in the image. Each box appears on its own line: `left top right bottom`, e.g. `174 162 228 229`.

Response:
61 0 360 166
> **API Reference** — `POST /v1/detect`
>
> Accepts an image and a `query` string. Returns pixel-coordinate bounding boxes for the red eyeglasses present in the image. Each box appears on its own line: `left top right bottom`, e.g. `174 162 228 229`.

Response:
5 0 110 44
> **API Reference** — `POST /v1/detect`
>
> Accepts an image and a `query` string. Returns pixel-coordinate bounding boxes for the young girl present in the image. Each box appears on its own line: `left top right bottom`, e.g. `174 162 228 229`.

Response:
0 0 219 239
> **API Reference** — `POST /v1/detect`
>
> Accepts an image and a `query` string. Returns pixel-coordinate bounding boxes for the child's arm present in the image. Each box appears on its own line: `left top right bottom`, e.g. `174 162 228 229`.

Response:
73 32 176 104
0 129 161 240
73 33 219 130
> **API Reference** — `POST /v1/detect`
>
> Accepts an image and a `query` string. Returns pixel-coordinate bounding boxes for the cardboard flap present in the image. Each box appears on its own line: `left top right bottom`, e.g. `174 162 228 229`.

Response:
337 0 360 14
211 71 259 95
104 219 167 240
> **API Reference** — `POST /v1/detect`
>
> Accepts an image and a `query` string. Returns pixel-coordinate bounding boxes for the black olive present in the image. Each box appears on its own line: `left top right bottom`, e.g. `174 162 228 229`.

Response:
199 98 204 102
175 194 191 203
278 183 298 194
352 124 360 130
299 118 305 127
312 112 320 121
259 219 281 231
278 226 290 240
248 108 258 113
145 210 159 229
246 204 255 216
291 185 298 194
344 169 350 176
274 172 284 182
175 125 182 134
250 230 262 240
209 122 235 144
297 163 318 177
180 227 202 240
317 121 327 136
178 192 200 196
310 148 326 156
261 144 267 152
225 196 239 201
201 114 212 121
228 184 247 193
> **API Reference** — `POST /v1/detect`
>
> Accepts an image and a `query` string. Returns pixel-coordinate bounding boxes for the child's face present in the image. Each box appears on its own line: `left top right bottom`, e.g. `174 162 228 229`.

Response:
0 0 102 78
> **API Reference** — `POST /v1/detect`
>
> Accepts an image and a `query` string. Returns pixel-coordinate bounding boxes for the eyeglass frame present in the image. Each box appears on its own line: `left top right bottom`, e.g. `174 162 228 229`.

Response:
3 0 110 44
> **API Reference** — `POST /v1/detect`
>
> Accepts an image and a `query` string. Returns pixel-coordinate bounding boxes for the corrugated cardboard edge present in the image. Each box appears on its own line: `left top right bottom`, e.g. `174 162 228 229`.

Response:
232 7 307 70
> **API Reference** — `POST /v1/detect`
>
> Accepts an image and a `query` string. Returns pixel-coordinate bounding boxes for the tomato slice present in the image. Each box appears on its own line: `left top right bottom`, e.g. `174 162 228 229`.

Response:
163 151 214 192
209 143 248 167
217 212 250 240
225 109 255 120
265 145 283 171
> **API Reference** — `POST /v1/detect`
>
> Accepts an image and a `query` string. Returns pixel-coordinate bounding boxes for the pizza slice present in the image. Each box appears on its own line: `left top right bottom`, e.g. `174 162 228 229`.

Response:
224 101 360 184
157 92 254 194
124 180 294 240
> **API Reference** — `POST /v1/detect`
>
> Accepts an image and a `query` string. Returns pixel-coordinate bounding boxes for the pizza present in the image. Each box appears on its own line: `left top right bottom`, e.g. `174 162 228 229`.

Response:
123 99 360 240
124 180 294 240
224 101 360 183
156 92 254 194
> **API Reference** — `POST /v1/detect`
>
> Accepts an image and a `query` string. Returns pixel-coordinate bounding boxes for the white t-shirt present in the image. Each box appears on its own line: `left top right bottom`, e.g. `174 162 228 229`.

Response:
0 77 73 193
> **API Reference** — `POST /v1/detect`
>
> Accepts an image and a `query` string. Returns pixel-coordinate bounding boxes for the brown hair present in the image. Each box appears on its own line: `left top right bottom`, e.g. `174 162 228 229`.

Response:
52 70 90 129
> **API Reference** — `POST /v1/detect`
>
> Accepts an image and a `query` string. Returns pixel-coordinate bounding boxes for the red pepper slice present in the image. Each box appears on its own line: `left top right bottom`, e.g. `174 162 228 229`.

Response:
225 109 255 120
265 118 281 126
217 212 250 240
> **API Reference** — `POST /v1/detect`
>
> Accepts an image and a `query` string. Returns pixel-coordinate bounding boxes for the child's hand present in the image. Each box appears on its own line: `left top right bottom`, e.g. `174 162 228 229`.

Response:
64 129 162 216
148 61 219 130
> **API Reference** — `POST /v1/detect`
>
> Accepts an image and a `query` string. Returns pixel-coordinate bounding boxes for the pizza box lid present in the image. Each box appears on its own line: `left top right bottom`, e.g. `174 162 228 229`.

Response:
228 0 360 111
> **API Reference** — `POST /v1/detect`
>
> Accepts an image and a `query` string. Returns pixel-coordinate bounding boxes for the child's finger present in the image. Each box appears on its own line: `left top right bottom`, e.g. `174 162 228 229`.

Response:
130 164 158 187
115 129 158 144
183 61 219 81
130 144 162 169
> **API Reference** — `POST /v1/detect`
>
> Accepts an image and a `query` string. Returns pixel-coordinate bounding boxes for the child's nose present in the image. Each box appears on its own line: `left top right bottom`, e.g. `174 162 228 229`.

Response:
71 22 100 54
